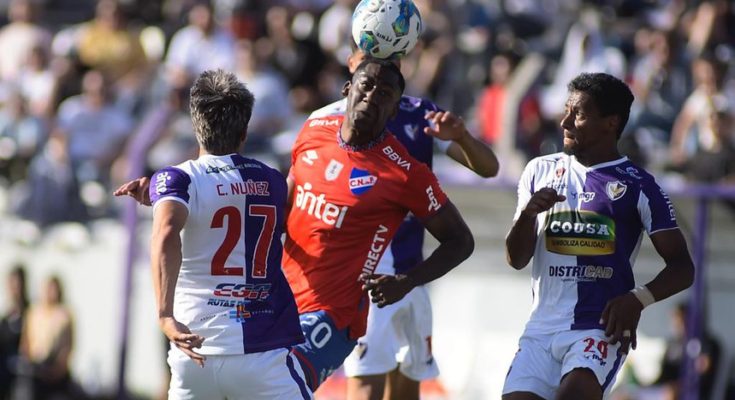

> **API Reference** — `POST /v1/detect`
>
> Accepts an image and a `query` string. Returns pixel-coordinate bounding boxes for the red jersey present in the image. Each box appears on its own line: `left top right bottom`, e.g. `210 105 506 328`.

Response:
283 115 449 338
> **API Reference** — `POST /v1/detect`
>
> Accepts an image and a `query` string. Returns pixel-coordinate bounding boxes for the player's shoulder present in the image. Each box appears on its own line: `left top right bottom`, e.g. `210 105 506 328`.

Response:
525 152 568 171
295 114 343 150
609 159 661 192
308 99 346 119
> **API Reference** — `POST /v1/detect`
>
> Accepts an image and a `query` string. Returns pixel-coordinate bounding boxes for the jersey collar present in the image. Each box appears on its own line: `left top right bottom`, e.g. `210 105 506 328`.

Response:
337 126 388 152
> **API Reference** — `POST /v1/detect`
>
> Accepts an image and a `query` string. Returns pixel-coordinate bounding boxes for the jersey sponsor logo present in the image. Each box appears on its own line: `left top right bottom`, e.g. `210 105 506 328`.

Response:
569 192 596 203
545 211 615 255
154 171 172 194
606 181 627 201
205 163 261 174
325 159 344 181
549 265 614 281
294 182 348 228
228 301 275 322
212 283 272 299
660 188 676 221
426 186 441 212
403 124 419 140
302 149 318 166
362 224 389 275
308 118 340 128
555 167 566 178
349 168 377 195
616 166 642 180
382 145 411 170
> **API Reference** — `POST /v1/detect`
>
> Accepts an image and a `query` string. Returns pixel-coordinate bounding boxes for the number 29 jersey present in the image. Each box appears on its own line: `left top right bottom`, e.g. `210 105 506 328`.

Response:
149 154 304 355
515 153 679 335
283 115 449 338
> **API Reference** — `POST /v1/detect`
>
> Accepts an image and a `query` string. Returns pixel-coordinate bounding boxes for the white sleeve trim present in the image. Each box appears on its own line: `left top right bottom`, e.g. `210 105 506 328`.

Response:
648 226 680 235
152 196 190 215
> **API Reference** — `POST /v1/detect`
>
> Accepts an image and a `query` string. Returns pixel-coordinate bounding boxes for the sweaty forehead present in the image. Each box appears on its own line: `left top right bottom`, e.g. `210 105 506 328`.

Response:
355 63 401 87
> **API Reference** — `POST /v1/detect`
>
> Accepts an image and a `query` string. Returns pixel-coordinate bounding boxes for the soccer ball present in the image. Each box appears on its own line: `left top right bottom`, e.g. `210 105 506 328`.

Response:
351 0 422 59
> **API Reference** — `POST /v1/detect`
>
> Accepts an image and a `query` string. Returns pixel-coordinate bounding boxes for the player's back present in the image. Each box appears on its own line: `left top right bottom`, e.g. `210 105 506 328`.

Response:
150 154 303 355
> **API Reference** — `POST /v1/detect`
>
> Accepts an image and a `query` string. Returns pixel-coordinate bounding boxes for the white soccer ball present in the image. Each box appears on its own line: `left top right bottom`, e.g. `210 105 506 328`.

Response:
351 0 422 59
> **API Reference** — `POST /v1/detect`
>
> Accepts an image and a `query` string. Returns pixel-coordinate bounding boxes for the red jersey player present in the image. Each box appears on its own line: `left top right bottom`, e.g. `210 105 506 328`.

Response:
285 58 474 391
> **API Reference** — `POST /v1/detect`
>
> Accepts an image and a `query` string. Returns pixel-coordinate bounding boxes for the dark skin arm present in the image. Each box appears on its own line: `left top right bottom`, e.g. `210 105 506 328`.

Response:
601 228 695 354
361 201 474 307
505 187 566 270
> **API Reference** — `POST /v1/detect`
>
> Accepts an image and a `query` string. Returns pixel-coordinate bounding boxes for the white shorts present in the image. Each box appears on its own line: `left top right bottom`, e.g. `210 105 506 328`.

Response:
167 346 312 399
343 285 439 381
503 329 626 399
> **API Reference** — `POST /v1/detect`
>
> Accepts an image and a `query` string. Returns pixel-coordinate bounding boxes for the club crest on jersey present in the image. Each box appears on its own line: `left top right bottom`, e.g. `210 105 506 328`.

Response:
349 168 377 195
324 159 343 181
606 181 627 201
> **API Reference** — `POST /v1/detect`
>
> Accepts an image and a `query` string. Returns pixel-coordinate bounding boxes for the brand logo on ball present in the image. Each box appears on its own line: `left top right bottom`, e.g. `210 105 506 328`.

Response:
349 168 378 195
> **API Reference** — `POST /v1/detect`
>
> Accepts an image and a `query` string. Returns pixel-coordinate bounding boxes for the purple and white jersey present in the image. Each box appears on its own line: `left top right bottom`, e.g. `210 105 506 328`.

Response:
309 96 450 275
515 153 679 334
149 154 303 355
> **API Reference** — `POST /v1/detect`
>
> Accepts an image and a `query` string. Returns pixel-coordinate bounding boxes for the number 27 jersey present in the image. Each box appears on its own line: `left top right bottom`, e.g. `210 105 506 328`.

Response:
149 154 303 355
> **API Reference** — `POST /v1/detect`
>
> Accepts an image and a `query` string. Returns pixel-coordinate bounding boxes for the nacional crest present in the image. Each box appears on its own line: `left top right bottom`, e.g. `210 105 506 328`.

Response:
349 168 377 195
606 181 627 201
324 159 343 181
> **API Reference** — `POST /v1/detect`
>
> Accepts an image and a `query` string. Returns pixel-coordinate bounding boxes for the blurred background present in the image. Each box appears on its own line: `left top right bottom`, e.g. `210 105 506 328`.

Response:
0 0 733 399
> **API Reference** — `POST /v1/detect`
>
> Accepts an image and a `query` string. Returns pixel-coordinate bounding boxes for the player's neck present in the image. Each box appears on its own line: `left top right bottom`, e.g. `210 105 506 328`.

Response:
574 149 621 167
339 124 386 151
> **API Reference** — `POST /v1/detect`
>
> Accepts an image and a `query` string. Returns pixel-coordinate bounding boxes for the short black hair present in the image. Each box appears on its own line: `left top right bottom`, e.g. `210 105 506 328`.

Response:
568 73 634 138
354 57 405 93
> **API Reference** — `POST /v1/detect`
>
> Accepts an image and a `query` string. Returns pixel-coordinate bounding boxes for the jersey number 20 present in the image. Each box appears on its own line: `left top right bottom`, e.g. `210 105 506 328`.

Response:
210 205 276 278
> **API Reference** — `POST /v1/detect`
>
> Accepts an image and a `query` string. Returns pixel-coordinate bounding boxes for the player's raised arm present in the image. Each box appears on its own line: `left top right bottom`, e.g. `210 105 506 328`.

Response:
425 110 499 178
505 187 566 270
363 201 474 308
150 200 205 366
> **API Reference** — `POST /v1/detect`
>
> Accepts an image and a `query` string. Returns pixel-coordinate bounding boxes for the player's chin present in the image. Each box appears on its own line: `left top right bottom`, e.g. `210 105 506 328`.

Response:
562 143 576 155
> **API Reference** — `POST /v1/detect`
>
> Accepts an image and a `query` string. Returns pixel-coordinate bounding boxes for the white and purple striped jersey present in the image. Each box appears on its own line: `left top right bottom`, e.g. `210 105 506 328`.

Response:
149 154 304 355
309 96 450 275
515 153 679 334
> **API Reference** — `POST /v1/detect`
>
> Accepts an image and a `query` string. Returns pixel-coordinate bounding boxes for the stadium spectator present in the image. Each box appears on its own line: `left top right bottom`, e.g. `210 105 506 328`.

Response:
18 275 74 400
17 44 58 118
0 90 47 184
0 265 29 400
668 54 732 167
0 0 51 83
165 0 236 81
503 73 694 400
233 39 292 154
54 69 134 186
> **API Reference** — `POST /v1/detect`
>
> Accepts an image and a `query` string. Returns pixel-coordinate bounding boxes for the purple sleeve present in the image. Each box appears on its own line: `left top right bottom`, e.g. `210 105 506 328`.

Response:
149 167 191 208
639 176 678 234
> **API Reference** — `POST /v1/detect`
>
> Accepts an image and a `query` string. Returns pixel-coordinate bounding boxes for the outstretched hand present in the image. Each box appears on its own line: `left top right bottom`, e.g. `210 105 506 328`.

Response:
360 273 414 308
600 292 643 355
159 317 206 367
113 176 152 206
424 111 467 142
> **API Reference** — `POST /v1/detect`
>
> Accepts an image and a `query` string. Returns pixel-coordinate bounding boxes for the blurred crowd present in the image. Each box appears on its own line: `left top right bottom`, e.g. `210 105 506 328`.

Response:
0 0 732 227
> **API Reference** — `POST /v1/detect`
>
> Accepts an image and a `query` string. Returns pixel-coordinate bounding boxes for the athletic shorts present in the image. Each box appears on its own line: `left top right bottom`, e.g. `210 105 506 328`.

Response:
292 310 357 391
343 285 439 381
167 346 312 400
502 329 626 399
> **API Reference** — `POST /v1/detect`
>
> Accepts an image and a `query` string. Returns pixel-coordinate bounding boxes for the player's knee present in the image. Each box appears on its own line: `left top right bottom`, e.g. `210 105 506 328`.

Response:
556 368 602 400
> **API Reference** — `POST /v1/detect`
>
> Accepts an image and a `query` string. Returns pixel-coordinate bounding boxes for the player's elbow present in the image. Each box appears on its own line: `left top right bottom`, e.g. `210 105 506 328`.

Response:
457 230 475 261
680 259 695 289
478 163 499 178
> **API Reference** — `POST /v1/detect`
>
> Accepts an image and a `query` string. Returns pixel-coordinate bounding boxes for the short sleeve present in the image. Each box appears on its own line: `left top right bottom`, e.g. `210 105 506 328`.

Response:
400 162 448 220
513 158 538 221
150 167 192 213
638 177 678 235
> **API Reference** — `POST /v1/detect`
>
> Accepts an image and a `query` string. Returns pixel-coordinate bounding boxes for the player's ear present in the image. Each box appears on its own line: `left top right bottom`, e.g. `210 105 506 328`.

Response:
341 81 351 97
